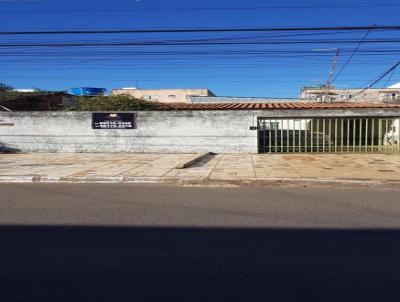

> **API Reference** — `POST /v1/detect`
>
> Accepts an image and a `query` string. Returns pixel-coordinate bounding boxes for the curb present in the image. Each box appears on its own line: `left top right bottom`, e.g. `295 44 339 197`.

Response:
0 175 181 184
0 175 399 187
180 177 400 188
174 152 213 169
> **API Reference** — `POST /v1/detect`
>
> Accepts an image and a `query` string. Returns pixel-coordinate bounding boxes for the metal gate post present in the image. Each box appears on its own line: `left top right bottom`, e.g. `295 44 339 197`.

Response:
281 119 284 152
340 119 344 152
378 119 382 152
371 119 375 152
268 120 272 153
365 119 369 151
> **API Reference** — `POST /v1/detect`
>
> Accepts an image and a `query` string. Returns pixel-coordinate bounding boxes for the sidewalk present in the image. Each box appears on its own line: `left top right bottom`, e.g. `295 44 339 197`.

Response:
1 153 400 186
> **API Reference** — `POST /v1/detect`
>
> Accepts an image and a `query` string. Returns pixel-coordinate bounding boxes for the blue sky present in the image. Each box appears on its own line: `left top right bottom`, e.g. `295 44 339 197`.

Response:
0 0 400 97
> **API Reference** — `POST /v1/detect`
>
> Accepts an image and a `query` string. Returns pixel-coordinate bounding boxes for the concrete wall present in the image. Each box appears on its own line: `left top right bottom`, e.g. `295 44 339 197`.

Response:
0 111 256 153
1 109 400 153
111 88 215 103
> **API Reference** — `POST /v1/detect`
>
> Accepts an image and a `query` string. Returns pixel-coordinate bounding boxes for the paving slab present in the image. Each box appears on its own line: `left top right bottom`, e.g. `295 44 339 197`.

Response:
1 153 400 186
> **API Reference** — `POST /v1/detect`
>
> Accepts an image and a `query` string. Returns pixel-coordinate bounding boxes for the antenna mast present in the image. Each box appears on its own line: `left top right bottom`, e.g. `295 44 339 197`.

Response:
322 48 340 102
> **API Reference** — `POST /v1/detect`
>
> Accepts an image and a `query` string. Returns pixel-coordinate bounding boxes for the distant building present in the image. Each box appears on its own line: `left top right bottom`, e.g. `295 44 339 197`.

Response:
13 89 39 93
301 83 400 103
111 88 215 103
190 96 301 103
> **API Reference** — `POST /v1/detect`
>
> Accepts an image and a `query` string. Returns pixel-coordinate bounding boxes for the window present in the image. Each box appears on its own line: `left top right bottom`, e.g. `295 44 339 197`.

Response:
382 93 397 101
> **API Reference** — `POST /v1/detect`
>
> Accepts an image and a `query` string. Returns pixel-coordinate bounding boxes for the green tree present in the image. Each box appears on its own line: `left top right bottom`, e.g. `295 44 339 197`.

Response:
67 95 165 111
0 82 13 92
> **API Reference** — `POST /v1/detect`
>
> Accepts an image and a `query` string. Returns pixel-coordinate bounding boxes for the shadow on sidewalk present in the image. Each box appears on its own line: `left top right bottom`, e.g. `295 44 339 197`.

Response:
189 153 218 168
0 142 20 153
1 226 399 301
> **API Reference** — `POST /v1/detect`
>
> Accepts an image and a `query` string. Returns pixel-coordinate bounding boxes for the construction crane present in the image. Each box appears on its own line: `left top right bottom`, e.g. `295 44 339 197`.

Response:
321 48 340 102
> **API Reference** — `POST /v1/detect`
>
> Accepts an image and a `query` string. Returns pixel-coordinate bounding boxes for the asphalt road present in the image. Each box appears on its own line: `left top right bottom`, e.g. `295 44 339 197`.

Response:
1 183 400 301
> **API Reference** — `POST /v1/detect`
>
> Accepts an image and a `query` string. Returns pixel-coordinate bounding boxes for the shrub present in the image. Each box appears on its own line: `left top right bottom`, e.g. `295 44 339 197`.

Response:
0 82 13 92
67 95 164 111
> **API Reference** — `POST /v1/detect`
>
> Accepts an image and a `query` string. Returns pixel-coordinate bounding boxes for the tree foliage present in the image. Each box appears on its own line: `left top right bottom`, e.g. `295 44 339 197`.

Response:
67 95 164 111
0 91 49 102
0 82 13 92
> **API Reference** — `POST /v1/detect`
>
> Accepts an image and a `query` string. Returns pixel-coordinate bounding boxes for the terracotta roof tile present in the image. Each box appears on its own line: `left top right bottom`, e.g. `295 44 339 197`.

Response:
156 102 400 111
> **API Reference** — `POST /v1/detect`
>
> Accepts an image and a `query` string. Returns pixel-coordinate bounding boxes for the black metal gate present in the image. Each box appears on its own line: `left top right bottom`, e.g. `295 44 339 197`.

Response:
258 117 400 153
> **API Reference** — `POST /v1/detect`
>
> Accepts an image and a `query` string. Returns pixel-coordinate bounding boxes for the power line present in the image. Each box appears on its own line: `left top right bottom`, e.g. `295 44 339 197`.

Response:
1 39 400 48
1 4 400 14
343 60 400 101
332 28 372 83
2 47 399 55
0 75 374 83
384 68 396 87
367 60 400 88
0 25 400 36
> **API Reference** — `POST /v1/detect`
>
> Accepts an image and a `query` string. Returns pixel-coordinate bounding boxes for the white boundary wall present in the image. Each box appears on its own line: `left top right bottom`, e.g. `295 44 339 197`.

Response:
1 109 399 153
0 111 257 153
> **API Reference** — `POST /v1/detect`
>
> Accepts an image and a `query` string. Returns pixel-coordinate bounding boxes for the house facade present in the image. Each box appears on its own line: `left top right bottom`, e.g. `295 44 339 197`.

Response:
301 86 400 103
111 88 215 103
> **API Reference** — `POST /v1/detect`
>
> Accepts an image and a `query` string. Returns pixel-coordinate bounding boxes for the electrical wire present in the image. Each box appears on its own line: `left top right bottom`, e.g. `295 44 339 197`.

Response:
342 60 400 101
1 26 400 36
1 38 400 48
2 4 400 14
332 29 373 83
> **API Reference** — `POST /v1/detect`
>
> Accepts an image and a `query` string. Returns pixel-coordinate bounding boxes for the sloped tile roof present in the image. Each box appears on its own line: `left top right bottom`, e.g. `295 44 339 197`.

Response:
158 102 400 111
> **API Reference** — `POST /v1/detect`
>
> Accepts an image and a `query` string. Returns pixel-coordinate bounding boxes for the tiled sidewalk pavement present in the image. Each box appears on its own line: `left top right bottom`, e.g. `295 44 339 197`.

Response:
249 154 400 181
0 153 201 179
184 153 400 182
1 153 400 183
